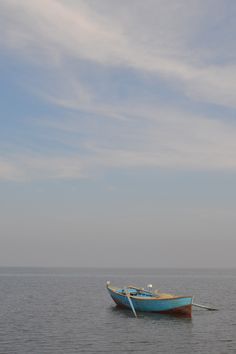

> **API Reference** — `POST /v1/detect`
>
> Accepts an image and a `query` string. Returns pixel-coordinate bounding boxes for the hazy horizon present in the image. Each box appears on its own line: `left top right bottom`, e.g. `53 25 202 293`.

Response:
1 0 236 268
0 265 236 270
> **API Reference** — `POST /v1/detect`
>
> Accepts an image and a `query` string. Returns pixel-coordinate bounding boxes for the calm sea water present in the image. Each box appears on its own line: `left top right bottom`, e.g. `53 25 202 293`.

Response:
0 267 235 354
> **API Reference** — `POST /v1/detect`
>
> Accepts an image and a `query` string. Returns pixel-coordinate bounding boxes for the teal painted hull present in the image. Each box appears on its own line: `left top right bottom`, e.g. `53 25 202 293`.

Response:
107 286 193 317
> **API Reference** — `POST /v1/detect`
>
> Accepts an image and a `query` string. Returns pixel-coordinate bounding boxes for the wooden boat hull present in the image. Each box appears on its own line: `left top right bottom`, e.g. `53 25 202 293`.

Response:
107 286 193 317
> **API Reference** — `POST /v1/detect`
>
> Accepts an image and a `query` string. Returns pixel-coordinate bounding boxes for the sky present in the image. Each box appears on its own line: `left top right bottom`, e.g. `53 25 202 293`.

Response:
0 0 236 267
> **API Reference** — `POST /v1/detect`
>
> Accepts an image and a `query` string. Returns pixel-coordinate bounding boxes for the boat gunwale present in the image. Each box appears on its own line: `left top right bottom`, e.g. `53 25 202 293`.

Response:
107 285 193 302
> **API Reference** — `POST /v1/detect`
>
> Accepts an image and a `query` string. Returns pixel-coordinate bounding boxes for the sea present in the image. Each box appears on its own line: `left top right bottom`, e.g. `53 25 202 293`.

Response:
0 267 235 354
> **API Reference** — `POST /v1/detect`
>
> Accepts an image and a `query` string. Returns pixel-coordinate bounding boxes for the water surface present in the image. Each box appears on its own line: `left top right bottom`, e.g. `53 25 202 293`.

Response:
0 267 235 353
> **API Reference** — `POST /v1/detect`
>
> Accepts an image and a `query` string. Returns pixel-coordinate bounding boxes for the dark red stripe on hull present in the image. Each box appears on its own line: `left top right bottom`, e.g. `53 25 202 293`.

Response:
158 304 192 318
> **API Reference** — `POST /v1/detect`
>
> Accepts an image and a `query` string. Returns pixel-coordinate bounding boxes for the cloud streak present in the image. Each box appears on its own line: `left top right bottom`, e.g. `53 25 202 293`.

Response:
1 102 236 181
1 0 236 107
1 0 236 180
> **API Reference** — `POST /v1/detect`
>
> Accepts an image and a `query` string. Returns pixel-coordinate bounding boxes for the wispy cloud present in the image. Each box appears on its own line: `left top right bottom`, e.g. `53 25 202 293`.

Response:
1 0 236 180
1 0 236 107
1 101 236 181
0 158 23 181
0 154 87 181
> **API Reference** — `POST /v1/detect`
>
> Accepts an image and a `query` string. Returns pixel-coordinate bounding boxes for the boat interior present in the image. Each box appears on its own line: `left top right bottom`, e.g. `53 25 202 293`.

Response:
115 286 175 299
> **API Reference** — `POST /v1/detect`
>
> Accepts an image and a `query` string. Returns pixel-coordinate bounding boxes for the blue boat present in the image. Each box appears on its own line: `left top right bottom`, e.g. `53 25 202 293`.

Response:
106 282 193 317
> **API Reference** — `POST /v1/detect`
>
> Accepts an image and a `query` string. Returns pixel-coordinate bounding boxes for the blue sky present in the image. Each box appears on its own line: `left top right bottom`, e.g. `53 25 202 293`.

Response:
1 0 236 267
